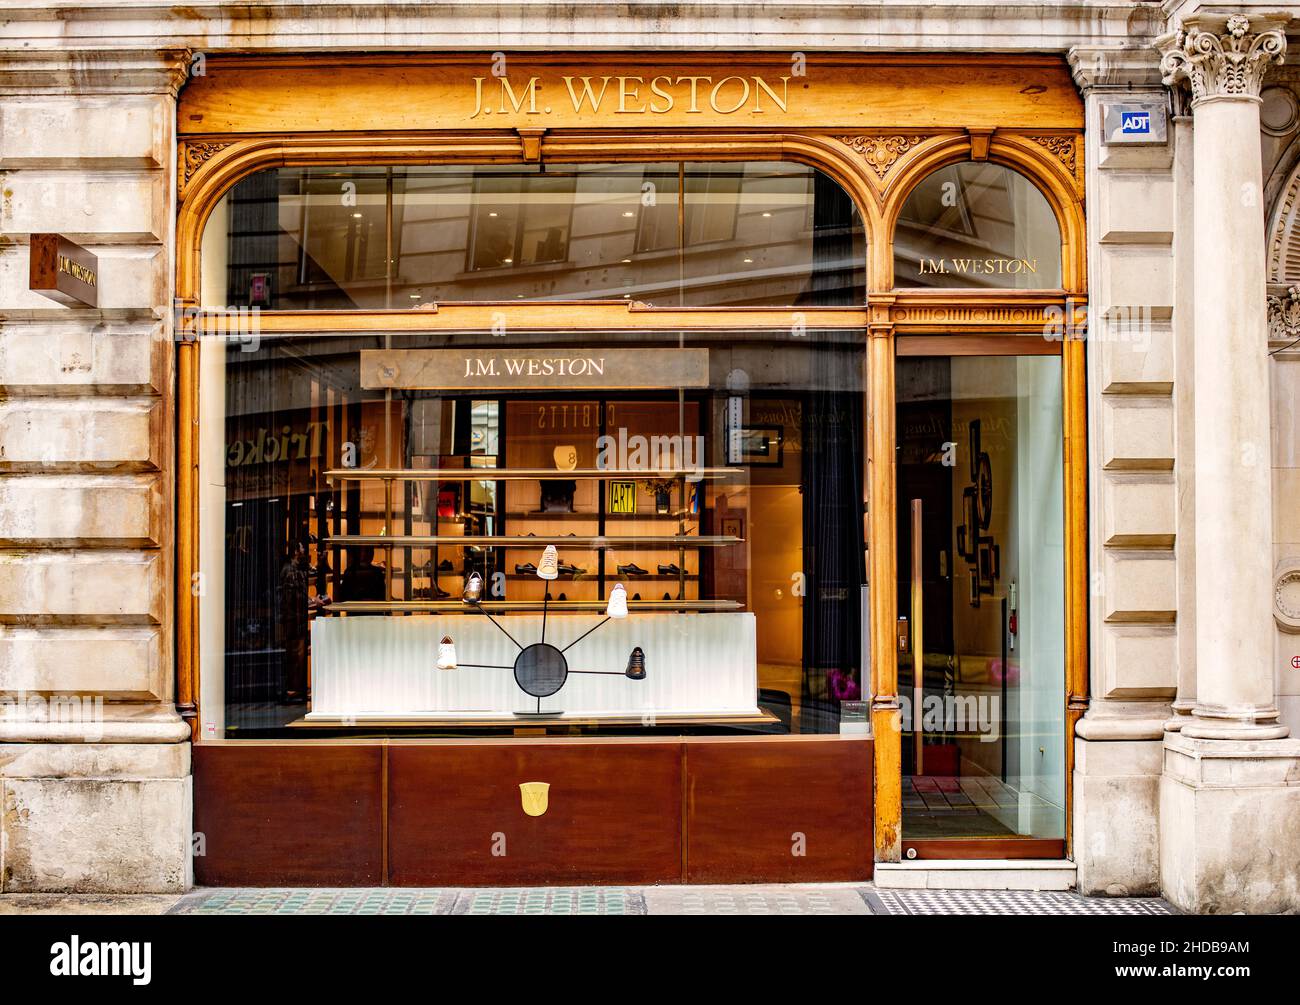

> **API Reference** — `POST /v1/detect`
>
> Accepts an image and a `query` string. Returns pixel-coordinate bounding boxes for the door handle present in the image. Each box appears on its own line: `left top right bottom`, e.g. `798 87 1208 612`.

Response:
911 497 924 776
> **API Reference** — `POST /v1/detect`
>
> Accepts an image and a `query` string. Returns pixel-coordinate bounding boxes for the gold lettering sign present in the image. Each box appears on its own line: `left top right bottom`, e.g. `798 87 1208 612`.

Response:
29 234 99 308
917 257 1039 276
361 348 710 391
470 74 791 120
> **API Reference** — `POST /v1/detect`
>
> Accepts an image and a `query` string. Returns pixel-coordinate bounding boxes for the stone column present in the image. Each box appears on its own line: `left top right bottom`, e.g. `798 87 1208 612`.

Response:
1157 13 1300 914
1161 14 1289 740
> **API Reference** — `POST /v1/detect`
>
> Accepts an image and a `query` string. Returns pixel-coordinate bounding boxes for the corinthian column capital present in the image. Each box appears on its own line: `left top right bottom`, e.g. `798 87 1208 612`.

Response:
1157 13 1289 103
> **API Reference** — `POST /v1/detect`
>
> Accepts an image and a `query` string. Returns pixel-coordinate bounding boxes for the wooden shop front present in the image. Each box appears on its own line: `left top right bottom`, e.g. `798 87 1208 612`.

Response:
175 53 1087 883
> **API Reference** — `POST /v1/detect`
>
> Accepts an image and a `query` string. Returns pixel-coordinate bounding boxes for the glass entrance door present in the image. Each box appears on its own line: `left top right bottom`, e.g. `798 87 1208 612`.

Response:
895 349 1066 856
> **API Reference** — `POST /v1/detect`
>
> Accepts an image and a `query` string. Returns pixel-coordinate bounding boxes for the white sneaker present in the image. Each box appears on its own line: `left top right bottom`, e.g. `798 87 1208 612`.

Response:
607 582 628 619
437 635 457 670
537 544 559 581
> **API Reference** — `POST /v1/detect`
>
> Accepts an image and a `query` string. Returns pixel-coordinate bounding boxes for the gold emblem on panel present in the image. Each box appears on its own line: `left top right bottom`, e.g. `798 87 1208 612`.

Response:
519 781 550 817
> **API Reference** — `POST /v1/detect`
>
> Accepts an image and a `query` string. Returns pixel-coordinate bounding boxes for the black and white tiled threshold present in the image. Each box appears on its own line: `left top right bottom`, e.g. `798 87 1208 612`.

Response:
864 888 1174 915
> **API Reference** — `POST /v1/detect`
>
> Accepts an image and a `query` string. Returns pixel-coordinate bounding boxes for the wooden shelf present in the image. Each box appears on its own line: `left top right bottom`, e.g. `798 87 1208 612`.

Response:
327 534 737 547
320 599 741 613
291 709 779 728
326 467 741 482
504 511 695 520
504 573 696 581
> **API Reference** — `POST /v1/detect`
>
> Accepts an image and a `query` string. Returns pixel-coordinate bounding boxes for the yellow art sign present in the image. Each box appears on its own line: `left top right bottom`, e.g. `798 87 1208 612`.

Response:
609 481 637 514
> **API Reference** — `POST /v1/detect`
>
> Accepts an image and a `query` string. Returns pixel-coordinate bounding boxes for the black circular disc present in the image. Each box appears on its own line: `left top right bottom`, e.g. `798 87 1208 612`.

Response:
514 643 569 698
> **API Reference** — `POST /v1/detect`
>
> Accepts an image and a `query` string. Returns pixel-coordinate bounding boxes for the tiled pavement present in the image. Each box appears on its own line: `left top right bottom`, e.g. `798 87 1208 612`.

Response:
170 886 646 915
0 885 1176 916
153 885 1171 915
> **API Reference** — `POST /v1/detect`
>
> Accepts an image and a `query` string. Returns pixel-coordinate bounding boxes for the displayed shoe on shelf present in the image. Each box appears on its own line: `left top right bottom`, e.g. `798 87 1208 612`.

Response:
607 583 628 619
657 563 682 576
514 563 538 576
625 647 646 680
617 563 649 576
662 592 672 600
437 559 454 572
462 572 483 604
632 593 641 601
437 636 458 670
557 593 567 601
411 559 433 575
556 562 587 577
537 544 559 581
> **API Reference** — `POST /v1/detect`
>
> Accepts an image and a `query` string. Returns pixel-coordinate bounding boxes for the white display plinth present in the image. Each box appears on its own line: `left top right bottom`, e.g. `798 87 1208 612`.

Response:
307 611 758 720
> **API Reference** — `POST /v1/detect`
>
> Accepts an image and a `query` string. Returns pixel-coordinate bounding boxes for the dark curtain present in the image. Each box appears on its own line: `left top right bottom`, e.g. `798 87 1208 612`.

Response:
799 172 867 732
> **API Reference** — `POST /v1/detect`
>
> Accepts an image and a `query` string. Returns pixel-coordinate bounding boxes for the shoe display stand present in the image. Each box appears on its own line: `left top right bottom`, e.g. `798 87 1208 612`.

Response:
320 467 743 615
312 466 757 720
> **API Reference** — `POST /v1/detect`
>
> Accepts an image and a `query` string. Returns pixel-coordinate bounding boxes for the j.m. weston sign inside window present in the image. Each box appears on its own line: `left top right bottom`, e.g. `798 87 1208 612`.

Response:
361 348 709 391
918 257 1040 277
470 74 794 119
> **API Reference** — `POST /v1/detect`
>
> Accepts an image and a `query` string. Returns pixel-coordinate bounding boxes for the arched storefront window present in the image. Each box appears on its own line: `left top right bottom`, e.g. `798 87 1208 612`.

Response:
893 162 1062 289
204 162 865 309
176 44 1092 880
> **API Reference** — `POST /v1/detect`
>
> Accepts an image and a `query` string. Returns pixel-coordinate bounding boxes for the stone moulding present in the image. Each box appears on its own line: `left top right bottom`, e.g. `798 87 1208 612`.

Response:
1275 558 1300 633
1158 14 1288 102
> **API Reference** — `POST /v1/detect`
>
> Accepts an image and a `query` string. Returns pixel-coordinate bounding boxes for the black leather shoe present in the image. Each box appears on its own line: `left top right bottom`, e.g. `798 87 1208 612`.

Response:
658 563 681 576
437 559 454 572
515 563 538 575
617 563 649 576
557 562 587 577
625 647 646 680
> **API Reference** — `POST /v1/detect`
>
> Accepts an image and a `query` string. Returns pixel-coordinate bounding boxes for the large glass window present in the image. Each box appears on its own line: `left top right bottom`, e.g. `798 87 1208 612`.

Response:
206 162 866 309
204 326 865 738
893 162 1062 290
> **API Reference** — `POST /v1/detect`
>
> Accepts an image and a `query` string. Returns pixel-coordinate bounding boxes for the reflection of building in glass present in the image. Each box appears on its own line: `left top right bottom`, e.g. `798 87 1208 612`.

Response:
222 163 865 309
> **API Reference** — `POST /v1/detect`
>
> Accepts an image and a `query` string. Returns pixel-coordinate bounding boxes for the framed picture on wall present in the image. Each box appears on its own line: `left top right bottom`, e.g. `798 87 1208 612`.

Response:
734 425 784 466
961 486 979 560
978 541 999 595
721 517 744 540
